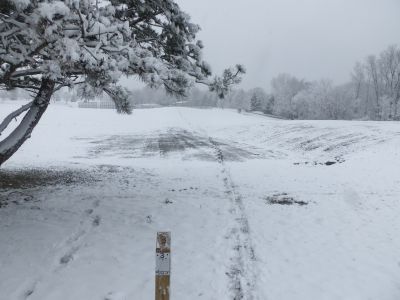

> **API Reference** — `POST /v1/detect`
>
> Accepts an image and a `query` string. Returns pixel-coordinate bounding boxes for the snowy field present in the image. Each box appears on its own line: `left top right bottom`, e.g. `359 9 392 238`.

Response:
1 102 400 300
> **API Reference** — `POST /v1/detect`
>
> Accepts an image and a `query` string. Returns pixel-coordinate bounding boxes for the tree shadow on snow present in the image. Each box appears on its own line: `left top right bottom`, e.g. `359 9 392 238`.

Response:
0 168 100 208
0 168 98 190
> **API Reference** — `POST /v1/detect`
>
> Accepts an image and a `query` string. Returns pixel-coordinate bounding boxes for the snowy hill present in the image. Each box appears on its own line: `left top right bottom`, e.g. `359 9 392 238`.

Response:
1 104 400 299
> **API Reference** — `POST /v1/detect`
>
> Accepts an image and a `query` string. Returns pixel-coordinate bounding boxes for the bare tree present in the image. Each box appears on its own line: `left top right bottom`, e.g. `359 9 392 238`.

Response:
352 62 365 101
365 55 382 120
378 45 400 119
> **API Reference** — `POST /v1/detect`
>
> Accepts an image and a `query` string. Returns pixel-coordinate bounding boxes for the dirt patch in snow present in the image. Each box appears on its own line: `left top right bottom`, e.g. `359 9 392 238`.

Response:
80 129 268 161
265 193 308 206
294 156 345 166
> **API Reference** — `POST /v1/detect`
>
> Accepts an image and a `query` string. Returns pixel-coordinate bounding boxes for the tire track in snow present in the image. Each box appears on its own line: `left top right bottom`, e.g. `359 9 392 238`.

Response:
177 108 259 299
209 137 258 300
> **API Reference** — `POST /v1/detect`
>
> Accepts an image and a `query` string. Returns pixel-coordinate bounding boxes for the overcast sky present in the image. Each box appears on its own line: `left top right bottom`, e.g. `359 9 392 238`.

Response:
174 0 400 90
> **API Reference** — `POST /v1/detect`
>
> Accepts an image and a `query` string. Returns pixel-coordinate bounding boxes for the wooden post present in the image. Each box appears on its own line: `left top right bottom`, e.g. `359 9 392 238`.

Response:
155 232 171 300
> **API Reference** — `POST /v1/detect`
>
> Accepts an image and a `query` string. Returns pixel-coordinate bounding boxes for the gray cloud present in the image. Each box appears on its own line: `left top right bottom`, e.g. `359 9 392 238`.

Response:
176 0 400 90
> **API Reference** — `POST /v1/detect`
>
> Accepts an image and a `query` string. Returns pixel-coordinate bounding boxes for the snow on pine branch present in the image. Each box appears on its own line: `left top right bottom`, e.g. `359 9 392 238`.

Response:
0 0 245 112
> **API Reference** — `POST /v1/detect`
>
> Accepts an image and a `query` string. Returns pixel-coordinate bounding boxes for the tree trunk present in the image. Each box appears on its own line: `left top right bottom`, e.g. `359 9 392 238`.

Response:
394 91 400 120
0 79 55 166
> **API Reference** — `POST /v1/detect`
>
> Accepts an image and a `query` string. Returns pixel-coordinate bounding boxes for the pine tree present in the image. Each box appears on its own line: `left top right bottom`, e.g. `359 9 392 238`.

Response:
0 0 245 166
250 93 262 111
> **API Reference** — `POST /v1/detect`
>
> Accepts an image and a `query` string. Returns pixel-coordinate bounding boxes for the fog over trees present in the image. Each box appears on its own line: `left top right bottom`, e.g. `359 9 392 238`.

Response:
2 38 399 122
102 44 398 121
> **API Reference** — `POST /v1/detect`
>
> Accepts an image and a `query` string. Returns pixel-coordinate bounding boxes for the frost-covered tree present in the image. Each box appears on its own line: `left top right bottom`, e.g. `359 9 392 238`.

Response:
378 45 400 119
291 80 330 119
348 45 400 120
263 94 274 115
365 55 382 120
291 80 356 120
0 0 245 166
271 73 308 119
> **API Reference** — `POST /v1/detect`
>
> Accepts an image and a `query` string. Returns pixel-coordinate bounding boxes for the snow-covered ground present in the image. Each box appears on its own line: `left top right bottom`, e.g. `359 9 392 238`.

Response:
1 102 400 300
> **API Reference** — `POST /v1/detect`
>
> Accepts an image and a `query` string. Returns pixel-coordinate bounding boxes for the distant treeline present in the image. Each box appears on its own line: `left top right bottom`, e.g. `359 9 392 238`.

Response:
3 44 399 121
129 44 400 121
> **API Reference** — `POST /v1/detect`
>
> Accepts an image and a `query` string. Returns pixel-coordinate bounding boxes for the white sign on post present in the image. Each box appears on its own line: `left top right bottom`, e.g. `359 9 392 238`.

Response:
155 232 171 300
156 252 170 276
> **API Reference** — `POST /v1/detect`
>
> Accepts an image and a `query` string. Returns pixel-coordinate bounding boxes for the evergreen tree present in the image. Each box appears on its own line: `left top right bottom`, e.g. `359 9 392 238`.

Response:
250 93 262 111
0 0 245 166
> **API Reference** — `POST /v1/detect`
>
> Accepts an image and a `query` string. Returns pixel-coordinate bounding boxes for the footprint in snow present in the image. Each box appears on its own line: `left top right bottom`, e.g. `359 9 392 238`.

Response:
104 291 126 300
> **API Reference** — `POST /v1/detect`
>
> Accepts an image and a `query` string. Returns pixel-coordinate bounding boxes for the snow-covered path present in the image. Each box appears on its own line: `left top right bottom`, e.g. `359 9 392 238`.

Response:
1 104 400 299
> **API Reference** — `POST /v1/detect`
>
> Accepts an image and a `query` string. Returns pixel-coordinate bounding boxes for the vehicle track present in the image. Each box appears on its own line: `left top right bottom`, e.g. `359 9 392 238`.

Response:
177 108 259 299
209 137 258 300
